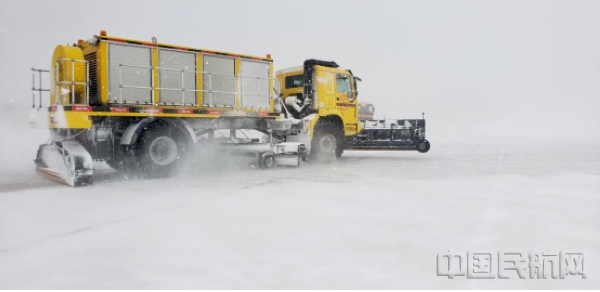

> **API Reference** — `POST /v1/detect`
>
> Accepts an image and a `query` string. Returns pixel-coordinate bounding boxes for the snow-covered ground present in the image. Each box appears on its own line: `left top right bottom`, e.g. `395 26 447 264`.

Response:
0 108 598 289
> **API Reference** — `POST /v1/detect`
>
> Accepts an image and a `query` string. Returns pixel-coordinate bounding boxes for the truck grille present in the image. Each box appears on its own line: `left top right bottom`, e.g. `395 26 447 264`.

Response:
85 52 99 105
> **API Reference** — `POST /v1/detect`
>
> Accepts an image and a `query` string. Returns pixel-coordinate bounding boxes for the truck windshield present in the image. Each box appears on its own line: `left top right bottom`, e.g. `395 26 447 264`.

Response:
285 75 303 88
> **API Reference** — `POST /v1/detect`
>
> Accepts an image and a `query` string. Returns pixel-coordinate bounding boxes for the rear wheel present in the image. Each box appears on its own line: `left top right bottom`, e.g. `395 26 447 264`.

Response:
416 140 431 153
136 125 189 178
311 122 344 162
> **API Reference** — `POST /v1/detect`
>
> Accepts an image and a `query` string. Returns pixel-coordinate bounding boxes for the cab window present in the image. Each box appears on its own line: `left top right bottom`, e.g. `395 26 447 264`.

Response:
285 75 303 89
336 75 350 93
337 74 354 101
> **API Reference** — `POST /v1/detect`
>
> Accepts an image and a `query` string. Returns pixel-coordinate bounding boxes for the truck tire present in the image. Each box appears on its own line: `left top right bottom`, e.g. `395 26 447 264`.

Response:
417 140 431 153
311 121 343 162
259 154 275 169
135 124 189 178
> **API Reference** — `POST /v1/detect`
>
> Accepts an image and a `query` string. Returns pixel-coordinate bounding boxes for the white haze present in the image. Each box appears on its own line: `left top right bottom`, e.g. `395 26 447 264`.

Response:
0 0 599 142
0 1 599 289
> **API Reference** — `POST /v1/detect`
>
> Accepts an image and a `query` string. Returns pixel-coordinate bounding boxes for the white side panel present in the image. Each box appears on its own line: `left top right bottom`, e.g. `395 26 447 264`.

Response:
158 50 197 105
203 55 235 107
240 60 270 109
108 44 152 104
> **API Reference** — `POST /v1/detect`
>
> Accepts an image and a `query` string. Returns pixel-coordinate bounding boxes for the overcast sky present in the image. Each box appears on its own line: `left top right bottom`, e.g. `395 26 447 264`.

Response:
0 0 598 141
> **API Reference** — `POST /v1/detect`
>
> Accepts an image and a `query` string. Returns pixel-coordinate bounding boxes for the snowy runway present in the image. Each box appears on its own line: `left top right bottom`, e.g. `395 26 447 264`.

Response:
0 143 598 289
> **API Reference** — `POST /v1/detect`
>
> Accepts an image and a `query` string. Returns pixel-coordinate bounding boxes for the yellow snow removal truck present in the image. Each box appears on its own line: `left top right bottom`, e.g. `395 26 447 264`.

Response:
30 31 430 186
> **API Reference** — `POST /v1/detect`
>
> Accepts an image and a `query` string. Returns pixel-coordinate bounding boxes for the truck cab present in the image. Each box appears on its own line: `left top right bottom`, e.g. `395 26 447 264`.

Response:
276 60 361 160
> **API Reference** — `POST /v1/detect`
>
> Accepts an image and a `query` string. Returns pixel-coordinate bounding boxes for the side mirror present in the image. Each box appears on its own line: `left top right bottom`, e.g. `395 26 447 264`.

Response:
347 90 355 102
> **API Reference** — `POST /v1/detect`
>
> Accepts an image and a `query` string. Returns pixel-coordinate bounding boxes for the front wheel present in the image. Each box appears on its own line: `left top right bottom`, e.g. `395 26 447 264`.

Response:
311 122 343 162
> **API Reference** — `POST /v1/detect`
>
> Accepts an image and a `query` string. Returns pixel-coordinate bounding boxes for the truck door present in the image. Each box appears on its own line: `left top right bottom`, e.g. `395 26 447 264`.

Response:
314 66 336 110
335 74 359 135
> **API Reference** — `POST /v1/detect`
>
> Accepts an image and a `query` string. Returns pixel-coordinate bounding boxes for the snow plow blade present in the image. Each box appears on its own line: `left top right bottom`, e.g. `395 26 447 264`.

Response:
346 119 430 153
35 140 93 187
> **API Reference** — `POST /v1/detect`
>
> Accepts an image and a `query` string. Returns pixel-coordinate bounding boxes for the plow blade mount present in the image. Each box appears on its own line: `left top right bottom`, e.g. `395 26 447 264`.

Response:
35 140 93 186
346 119 430 153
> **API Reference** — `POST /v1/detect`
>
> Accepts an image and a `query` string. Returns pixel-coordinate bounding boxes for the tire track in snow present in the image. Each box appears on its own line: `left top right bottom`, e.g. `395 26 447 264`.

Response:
0 168 317 251
0 200 191 252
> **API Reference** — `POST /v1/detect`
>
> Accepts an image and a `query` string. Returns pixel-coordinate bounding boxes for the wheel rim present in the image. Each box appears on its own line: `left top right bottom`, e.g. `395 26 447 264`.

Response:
319 134 337 153
149 136 178 166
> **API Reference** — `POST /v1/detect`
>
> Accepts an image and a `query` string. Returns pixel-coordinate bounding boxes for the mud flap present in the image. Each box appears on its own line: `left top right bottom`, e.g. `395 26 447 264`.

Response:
35 140 93 186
